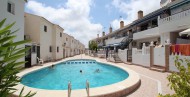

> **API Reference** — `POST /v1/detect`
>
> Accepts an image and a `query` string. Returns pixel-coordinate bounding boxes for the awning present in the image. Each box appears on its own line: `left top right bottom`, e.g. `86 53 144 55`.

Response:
179 28 190 36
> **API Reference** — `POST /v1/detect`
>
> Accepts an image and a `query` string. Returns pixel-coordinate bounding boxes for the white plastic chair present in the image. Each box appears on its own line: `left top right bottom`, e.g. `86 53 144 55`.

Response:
37 57 44 65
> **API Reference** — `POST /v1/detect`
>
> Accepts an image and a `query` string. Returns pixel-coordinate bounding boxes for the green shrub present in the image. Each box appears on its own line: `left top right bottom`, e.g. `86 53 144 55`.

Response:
0 19 35 97
159 56 190 97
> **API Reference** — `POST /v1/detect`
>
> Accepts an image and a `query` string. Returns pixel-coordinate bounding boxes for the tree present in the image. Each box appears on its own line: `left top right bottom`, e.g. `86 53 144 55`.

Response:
159 56 190 97
0 19 35 97
89 41 97 51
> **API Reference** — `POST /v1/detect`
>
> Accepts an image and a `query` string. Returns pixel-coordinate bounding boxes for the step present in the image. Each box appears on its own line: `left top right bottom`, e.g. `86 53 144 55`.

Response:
150 65 166 72
115 60 123 63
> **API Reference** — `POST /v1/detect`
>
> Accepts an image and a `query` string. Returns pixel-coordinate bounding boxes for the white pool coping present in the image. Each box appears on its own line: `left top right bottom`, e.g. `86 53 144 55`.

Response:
13 58 140 97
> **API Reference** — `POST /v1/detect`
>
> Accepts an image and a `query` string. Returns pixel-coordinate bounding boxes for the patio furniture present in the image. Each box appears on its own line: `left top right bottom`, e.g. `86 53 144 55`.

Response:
37 57 44 65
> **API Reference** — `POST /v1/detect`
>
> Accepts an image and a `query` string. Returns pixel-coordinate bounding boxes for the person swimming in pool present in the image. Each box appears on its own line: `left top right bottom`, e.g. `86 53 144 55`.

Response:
80 70 83 73
95 69 100 73
49 64 55 69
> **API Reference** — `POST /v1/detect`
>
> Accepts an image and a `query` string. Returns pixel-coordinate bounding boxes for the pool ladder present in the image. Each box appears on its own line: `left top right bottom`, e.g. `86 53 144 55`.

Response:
86 80 90 97
68 81 72 97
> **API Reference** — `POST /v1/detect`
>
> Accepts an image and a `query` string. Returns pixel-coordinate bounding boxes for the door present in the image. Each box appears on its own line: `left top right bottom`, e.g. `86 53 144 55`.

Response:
37 46 40 63
25 45 31 68
63 49 65 58
127 49 132 62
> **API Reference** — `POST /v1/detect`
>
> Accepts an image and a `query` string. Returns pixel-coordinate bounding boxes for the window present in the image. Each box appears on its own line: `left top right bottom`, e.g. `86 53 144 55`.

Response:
44 25 47 32
7 2 15 14
60 32 62 37
49 46 52 52
57 46 59 52
66 38 68 41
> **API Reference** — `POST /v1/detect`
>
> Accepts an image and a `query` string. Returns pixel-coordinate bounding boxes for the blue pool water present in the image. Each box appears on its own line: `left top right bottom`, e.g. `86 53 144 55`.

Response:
21 59 129 90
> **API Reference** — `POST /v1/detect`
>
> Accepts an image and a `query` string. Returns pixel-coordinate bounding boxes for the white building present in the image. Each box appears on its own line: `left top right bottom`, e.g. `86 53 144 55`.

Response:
25 13 54 62
52 25 64 60
25 13 85 63
0 0 26 67
62 33 71 57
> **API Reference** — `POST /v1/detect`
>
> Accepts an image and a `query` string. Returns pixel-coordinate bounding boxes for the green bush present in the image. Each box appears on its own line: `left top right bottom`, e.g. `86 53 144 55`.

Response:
159 56 190 97
89 41 98 51
0 19 35 97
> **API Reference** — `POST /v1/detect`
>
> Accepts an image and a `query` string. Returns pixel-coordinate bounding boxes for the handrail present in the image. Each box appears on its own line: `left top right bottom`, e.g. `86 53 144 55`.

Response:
86 80 90 97
68 81 72 97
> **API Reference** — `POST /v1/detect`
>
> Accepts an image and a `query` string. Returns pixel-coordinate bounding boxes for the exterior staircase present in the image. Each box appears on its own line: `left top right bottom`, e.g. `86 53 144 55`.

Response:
113 53 122 63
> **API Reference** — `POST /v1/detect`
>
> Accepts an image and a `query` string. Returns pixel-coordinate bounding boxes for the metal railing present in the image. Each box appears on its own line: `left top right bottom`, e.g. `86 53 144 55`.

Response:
68 81 72 97
86 80 90 97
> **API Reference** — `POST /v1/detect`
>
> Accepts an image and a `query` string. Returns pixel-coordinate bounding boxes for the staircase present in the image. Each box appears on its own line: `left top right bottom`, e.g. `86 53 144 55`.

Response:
113 53 122 63
119 35 133 50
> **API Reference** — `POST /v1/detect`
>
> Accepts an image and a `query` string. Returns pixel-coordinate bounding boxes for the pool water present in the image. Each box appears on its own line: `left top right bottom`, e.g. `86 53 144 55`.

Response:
21 59 129 90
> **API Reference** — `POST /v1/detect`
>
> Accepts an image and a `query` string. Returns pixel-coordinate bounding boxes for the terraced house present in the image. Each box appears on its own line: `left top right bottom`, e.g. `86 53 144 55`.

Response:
24 13 85 66
89 0 190 72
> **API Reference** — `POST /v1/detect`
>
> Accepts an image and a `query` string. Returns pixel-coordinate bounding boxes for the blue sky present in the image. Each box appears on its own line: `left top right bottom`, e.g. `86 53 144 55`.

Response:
25 0 126 30
25 0 160 47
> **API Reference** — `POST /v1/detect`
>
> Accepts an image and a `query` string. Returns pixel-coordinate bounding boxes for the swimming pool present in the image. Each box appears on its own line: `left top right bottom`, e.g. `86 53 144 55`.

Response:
21 59 129 90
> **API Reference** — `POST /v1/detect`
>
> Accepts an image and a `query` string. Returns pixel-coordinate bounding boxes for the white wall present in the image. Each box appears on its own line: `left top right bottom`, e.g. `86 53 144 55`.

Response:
118 49 128 63
0 0 25 66
169 54 190 72
132 48 150 67
52 25 63 60
24 13 40 44
40 18 53 61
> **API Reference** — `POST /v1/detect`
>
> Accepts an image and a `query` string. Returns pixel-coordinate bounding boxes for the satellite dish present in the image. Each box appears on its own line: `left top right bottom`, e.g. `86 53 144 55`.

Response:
160 0 171 7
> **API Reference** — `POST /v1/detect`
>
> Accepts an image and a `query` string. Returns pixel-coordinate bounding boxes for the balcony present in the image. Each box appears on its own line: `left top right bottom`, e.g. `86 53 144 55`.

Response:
158 9 190 33
97 42 104 47
105 37 125 46
133 27 159 40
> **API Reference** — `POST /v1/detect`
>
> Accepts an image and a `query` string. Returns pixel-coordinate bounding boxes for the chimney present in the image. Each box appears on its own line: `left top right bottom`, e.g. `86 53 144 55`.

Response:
120 21 124 28
97 34 99 38
138 10 143 19
109 25 112 33
102 31 105 36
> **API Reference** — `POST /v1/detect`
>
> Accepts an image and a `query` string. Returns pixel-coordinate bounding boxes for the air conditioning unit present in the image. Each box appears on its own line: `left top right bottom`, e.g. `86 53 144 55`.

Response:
160 0 171 7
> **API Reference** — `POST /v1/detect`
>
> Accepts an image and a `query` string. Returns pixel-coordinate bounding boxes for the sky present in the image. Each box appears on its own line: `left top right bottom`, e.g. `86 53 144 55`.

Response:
25 0 161 47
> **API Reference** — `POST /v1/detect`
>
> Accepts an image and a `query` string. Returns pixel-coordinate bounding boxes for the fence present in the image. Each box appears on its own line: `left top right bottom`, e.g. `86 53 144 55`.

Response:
118 49 128 63
132 44 150 67
169 53 190 72
153 47 165 67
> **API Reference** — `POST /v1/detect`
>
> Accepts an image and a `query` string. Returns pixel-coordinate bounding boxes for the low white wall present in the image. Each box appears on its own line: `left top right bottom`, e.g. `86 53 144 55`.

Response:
169 54 190 72
132 48 150 67
154 47 165 66
118 49 128 63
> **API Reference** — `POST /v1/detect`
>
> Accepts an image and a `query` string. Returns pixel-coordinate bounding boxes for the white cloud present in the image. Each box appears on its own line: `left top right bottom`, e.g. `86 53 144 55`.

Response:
110 0 161 30
26 0 103 47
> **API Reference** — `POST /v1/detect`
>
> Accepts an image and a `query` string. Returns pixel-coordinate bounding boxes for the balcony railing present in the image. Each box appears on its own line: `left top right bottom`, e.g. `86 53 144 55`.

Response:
105 37 125 46
133 27 159 40
159 9 190 25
